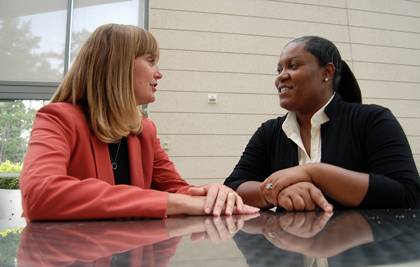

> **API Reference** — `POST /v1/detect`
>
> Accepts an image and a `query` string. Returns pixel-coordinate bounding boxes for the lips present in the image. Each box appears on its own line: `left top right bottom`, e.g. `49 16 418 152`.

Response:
277 85 293 94
150 81 158 91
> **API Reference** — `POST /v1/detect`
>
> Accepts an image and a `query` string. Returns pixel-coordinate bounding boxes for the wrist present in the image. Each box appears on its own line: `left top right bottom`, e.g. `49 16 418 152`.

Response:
303 163 322 185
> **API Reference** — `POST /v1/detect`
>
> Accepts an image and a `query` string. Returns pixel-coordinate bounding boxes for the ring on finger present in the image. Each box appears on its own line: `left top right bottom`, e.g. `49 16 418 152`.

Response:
266 183 273 190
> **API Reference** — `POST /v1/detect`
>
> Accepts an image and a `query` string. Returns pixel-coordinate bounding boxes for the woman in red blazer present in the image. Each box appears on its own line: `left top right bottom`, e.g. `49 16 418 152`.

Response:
20 24 258 221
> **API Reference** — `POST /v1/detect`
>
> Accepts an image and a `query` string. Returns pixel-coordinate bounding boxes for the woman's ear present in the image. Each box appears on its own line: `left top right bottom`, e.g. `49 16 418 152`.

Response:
324 62 336 82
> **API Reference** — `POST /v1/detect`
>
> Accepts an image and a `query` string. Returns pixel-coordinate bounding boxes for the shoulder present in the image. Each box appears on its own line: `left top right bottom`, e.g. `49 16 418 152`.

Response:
258 116 287 134
251 116 287 142
139 117 158 138
338 101 394 122
38 102 85 120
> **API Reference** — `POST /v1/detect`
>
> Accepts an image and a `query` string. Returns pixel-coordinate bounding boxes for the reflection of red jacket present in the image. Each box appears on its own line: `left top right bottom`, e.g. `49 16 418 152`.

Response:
20 103 190 221
17 221 181 267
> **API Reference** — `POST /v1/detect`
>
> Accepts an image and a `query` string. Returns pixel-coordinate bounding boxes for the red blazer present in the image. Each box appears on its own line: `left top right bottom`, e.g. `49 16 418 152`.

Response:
20 103 190 221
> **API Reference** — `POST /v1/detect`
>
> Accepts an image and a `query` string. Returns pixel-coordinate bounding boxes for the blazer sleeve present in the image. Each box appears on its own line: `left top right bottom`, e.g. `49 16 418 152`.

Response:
224 121 272 190
20 104 169 221
360 107 420 208
146 119 191 193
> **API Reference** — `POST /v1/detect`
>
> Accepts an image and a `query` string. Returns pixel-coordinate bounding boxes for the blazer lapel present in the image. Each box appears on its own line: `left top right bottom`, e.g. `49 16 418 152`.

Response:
90 134 115 185
128 135 145 188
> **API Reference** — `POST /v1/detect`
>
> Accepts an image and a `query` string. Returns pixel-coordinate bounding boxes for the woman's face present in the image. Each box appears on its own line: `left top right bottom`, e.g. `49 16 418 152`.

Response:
275 42 331 114
133 54 163 105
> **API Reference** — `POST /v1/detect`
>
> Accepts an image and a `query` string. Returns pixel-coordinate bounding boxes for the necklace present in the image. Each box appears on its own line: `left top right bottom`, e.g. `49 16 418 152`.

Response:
111 140 122 170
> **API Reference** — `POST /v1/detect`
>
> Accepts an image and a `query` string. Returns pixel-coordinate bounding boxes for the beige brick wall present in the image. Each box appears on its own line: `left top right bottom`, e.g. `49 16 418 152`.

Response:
148 0 420 185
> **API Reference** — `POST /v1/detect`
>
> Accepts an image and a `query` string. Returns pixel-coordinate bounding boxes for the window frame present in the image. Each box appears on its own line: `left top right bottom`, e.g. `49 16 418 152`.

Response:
0 0 149 100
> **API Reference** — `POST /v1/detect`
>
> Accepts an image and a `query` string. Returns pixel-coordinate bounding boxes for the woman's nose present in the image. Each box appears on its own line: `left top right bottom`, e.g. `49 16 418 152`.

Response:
155 69 163 80
275 71 289 88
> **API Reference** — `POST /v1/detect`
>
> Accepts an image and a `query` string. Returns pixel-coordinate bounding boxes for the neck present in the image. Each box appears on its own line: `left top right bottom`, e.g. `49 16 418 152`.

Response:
296 91 333 126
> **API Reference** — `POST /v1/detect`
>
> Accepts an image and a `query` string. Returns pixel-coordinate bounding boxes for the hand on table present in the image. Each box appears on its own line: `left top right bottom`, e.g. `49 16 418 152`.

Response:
260 166 332 212
275 182 332 212
187 184 259 216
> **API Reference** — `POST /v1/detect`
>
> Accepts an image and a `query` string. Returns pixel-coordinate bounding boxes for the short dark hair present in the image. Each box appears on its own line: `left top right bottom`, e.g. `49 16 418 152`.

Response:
289 36 362 103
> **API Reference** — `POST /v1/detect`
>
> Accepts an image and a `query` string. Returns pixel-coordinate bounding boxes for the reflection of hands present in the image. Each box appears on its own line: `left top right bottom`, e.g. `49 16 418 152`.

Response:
276 182 332 212
187 184 259 216
167 214 259 243
263 212 332 238
260 211 373 257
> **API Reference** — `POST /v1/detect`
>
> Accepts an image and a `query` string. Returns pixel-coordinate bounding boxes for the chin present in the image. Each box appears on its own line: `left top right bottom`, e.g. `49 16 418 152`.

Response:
279 100 292 111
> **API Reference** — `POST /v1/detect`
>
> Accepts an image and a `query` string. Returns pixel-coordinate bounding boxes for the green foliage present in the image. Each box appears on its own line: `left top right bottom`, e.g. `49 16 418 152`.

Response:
0 101 36 163
0 160 22 173
0 228 23 267
0 161 21 189
0 178 19 189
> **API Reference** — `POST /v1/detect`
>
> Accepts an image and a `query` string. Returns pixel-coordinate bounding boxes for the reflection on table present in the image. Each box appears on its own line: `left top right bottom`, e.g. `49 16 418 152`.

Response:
234 210 420 267
17 215 256 267
15 210 420 267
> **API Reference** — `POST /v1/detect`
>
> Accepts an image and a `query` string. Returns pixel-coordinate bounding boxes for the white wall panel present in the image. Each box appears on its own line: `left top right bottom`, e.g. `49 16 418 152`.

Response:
409 136 420 155
353 62 420 83
158 135 251 157
152 0 347 24
159 49 276 75
150 113 276 135
399 118 420 136
156 70 277 95
153 29 352 58
350 27 420 49
150 91 282 115
363 98 420 118
171 157 239 179
352 44 420 66
348 0 420 17
348 9 420 33
150 9 350 42
359 80 420 100
266 0 346 8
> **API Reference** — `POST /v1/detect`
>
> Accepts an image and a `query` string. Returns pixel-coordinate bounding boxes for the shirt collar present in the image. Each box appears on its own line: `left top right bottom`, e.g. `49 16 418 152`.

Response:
282 93 335 138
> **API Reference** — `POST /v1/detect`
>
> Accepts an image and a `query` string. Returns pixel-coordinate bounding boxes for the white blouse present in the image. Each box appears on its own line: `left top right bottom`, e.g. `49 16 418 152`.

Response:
281 94 335 165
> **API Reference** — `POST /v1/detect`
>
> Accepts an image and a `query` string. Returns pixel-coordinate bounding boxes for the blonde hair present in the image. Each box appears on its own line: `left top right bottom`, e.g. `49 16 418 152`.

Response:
51 24 159 143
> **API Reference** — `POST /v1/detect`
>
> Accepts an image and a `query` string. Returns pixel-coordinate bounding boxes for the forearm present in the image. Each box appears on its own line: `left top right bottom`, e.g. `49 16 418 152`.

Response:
236 181 274 209
167 193 205 216
306 163 369 207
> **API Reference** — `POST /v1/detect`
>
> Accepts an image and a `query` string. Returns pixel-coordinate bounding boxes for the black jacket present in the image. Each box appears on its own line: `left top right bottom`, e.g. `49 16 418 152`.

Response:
224 95 420 208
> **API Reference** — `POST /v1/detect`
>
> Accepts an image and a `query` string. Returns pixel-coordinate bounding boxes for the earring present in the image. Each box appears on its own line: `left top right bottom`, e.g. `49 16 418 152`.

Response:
324 77 329 82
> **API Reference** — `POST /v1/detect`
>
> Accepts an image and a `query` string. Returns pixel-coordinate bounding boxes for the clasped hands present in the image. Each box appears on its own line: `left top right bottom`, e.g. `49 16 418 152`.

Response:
260 165 333 212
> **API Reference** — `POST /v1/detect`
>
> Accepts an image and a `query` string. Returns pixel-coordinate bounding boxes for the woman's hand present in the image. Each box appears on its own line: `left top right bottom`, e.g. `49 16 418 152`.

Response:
187 184 259 216
275 182 333 212
260 165 312 205
167 191 259 217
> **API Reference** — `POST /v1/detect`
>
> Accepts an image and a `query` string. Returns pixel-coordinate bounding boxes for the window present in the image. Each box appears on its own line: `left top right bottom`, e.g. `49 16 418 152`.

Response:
0 0 148 178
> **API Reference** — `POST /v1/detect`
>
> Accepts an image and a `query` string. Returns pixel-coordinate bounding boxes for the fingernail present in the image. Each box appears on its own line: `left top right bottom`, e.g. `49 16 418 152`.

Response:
205 208 210 214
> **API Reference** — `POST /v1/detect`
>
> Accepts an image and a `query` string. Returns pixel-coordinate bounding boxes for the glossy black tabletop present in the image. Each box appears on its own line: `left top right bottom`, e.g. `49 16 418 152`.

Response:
7 209 420 266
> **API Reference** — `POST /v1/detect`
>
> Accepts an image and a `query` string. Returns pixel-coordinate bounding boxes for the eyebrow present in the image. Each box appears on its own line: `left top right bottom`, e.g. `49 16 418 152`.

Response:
278 56 301 66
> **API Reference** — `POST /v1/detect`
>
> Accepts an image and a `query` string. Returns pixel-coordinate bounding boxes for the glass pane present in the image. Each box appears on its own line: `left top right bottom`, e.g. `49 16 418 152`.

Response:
0 100 45 167
71 0 142 63
0 0 67 82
